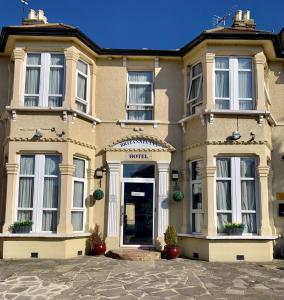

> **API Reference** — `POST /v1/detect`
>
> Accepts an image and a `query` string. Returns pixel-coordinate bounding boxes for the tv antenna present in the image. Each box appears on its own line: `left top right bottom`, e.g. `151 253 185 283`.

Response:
20 0 29 22
212 5 238 27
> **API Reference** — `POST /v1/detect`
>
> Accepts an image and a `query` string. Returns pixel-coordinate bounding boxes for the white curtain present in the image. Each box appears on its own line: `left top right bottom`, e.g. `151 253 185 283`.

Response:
242 213 257 233
129 84 151 104
128 110 152 120
43 178 58 208
217 214 231 233
51 54 64 66
25 54 40 107
71 212 83 231
215 57 229 109
74 159 85 178
42 211 57 231
49 68 63 107
77 60 88 74
73 181 84 207
129 71 152 82
17 211 32 221
77 73 87 100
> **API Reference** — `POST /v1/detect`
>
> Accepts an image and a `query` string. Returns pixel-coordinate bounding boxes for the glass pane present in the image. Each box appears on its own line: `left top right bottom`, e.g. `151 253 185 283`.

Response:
238 58 252 70
241 181 256 210
73 181 84 207
192 63 202 77
77 73 87 100
217 213 232 233
49 68 64 94
129 84 152 104
215 57 229 69
25 68 40 94
74 158 85 178
42 211 57 231
189 77 201 100
238 71 252 98
43 178 59 208
127 110 153 120
217 158 230 178
215 71 229 98
24 96 39 107
192 183 202 209
72 212 83 231
48 96 63 107
123 164 155 178
17 211 32 221
20 156 35 175
77 60 88 74
242 213 257 233
192 161 202 180
51 54 64 65
240 158 255 178
239 100 253 110
216 181 231 210
18 178 34 208
215 99 230 109
45 156 59 175
128 71 152 82
27 54 41 65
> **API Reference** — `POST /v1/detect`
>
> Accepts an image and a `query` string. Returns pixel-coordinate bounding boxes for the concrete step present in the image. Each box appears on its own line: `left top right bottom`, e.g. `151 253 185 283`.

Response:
106 249 161 261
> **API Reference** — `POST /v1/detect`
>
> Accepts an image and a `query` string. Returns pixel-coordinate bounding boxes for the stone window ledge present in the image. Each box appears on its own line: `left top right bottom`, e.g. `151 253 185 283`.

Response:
178 233 280 240
0 233 91 238
118 120 160 128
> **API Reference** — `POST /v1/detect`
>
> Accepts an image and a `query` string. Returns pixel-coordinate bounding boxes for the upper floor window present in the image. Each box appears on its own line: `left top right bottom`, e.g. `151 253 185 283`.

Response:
215 57 254 110
127 71 153 120
187 62 203 115
76 60 89 113
24 53 64 107
216 157 257 234
17 154 60 232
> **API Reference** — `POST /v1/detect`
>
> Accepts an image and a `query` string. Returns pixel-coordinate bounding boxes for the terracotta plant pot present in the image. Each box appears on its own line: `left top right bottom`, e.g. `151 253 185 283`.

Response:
163 245 180 259
91 243 106 256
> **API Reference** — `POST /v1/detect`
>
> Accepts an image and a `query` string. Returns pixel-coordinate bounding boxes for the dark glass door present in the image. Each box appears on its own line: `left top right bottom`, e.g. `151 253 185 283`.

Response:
123 182 154 245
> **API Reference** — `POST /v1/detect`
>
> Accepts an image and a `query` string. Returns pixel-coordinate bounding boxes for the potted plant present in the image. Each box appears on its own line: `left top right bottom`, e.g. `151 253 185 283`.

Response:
12 220 33 233
93 188 104 200
173 190 184 202
163 225 180 259
89 224 106 255
225 222 245 235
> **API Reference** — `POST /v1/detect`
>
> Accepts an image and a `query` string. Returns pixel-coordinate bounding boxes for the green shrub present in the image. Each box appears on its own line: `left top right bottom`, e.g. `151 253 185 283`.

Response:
89 224 105 250
13 220 33 227
164 225 178 246
173 190 184 202
93 189 104 200
224 222 245 229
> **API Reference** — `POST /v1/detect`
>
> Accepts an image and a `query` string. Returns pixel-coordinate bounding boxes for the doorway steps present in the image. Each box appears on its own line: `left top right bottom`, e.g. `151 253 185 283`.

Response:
106 249 161 261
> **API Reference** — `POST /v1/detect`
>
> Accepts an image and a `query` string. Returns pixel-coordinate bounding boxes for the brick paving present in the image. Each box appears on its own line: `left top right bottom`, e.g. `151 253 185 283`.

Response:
0 256 283 299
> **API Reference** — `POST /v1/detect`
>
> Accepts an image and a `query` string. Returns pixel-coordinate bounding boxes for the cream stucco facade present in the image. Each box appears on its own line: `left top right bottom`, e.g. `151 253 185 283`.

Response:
0 10 283 261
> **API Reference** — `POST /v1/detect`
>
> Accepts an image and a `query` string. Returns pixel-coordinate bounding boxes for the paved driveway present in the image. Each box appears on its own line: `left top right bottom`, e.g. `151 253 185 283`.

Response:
0 256 284 299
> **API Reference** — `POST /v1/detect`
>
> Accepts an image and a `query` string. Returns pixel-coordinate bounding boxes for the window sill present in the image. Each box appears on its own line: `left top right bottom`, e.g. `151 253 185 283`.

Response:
0 232 91 238
118 119 160 128
177 233 280 240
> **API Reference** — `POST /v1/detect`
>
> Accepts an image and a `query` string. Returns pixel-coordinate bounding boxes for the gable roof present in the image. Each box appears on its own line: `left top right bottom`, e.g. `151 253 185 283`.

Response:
0 23 283 57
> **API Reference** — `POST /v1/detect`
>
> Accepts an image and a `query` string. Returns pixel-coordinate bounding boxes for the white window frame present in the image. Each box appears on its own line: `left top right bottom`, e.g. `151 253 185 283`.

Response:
214 56 255 110
16 154 60 233
126 71 154 120
23 52 65 107
187 62 203 115
216 157 258 235
75 60 90 113
71 157 87 232
189 160 203 234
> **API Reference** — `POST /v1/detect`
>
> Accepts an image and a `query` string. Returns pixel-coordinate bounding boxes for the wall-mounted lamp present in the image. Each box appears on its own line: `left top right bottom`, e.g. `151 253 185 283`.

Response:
171 170 179 181
95 168 104 179
33 128 43 141
231 131 241 141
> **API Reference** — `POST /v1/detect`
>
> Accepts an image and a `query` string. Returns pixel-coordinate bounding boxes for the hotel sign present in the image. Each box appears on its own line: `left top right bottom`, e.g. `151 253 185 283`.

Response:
113 139 163 149
126 153 152 160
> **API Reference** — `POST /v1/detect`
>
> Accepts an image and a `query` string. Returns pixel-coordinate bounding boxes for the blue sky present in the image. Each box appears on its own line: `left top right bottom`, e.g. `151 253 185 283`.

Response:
0 0 283 50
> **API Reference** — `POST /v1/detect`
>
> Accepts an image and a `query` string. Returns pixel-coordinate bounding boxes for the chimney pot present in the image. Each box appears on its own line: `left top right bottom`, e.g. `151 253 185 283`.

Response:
243 10 250 20
27 9 36 20
235 10 242 21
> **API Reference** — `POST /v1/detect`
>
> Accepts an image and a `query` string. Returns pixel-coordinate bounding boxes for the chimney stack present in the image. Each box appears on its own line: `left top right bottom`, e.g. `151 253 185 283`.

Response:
232 10 255 29
22 9 48 25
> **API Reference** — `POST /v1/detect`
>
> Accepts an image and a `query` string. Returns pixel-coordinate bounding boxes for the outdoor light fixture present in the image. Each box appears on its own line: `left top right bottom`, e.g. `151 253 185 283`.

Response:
33 128 43 141
171 170 179 181
95 168 104 179
231 131 241 141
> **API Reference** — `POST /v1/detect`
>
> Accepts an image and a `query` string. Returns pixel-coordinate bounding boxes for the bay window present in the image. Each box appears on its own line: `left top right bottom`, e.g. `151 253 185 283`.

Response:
216 157 257 234
24 53 64 107
215 57 254 110
17 155 60 232
127 71 153 120
76 60 89 113
189 160 203 233
187 62 203 115
71 157 87 231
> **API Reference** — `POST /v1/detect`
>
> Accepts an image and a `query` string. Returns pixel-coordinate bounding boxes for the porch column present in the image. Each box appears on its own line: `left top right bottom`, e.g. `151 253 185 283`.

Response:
257 165 272 235
3 163 19 232
57 164 75 234
157 161 170 245
106 161 121 249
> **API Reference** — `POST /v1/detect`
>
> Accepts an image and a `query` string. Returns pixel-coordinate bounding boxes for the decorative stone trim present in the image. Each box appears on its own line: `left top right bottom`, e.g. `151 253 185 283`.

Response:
122 57 127 67
6 163 19 175
205 52 215 63
59 164 75 176
105 134 175 152
12 48 25 61
257 165 270 177
204 166 216 177
64 47 80 62
87 168 95 179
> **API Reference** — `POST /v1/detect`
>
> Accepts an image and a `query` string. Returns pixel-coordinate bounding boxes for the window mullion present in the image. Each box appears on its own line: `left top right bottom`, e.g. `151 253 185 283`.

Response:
231 157 237 222
36 155 45 232
235 157 242 222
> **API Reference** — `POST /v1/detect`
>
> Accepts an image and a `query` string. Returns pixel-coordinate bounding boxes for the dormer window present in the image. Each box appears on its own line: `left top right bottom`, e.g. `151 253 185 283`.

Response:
215 57 254 110
187 62 203 115
24 53 64 107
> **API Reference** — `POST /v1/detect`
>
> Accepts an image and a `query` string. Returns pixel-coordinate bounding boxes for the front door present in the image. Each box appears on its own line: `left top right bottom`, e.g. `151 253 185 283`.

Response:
122 181 154 246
